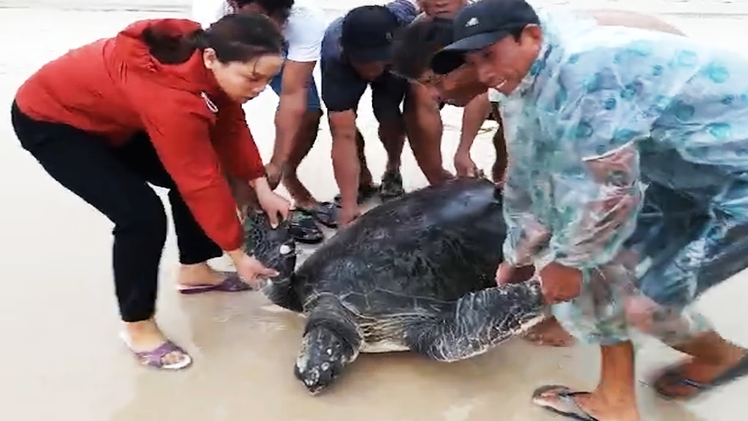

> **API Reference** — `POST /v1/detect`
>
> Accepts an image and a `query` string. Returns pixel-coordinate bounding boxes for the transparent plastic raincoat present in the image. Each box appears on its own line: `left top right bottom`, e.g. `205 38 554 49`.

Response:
498 6 748 344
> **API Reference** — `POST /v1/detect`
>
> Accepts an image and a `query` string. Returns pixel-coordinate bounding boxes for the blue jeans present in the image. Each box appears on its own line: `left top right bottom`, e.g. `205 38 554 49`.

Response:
269 65 322 111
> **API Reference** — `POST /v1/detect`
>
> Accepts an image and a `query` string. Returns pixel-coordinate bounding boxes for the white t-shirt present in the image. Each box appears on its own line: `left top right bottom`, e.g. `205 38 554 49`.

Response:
190 0 327 63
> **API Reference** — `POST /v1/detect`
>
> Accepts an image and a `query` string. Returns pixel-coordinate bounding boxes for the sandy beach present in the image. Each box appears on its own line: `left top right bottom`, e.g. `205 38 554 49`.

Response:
0 1 746 420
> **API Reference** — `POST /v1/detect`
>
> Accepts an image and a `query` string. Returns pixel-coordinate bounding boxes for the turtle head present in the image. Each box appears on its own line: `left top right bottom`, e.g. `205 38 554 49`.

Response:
294 325 359 395
242 210 297 286
294 313 361 395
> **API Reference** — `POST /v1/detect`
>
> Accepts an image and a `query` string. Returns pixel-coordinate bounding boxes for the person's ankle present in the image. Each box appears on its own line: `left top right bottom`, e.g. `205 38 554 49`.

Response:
177 262 223 285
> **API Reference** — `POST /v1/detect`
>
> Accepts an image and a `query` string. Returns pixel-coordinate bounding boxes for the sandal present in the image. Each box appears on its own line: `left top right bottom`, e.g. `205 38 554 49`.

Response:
651 353 748 401
177 271 251 295
531 385 599 421
288 210 325 244
297 201 339 228
333 183 380 205
120 333 192 371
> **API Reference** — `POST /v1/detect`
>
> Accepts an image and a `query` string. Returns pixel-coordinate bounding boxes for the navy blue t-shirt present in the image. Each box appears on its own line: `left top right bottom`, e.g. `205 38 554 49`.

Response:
320 0 418 113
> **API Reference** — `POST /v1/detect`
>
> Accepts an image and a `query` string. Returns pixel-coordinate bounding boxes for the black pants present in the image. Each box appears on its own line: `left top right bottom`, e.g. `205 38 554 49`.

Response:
11 102 223 322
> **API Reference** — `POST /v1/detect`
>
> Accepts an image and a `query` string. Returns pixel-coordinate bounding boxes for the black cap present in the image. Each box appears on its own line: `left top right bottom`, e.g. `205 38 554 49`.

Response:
341 5 400 63
430 0 539 74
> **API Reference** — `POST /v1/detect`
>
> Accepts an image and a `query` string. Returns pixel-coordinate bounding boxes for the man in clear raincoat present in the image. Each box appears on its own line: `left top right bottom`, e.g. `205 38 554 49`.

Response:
430 0 748 420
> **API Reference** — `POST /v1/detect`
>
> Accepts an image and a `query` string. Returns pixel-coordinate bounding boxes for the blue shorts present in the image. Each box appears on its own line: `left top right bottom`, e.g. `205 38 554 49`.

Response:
269 64 322 112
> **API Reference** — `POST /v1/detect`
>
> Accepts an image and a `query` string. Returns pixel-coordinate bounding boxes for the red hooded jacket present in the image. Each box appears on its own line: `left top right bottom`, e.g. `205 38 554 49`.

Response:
15 19 265 251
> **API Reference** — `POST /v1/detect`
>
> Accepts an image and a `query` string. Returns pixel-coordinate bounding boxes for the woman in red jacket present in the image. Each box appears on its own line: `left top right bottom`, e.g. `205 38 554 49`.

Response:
11 12 291 370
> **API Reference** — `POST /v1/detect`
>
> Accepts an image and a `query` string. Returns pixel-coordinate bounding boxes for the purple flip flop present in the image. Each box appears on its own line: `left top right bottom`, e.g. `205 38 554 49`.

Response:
120 333 193 371
177 271 251 295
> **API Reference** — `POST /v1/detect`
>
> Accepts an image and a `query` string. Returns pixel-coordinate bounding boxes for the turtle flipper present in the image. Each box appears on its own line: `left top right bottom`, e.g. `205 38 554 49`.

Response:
404 279 548 362
294 296 362 395
242 210 302 312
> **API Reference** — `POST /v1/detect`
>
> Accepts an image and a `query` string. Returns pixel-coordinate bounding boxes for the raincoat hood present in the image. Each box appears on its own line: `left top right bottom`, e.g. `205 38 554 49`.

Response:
112 18 219 94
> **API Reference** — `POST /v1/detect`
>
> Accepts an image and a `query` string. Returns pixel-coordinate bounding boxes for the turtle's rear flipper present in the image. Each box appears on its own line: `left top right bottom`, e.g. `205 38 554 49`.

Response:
405 279 549 362
294 296 362 395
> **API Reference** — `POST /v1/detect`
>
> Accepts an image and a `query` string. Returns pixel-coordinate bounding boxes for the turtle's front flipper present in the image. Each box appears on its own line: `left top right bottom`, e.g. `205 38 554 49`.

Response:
242 210 302 312
295 295 362 395
405 279 549 362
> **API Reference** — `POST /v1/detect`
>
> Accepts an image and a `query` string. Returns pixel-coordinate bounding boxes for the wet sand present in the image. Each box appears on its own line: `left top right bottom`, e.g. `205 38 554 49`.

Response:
0 3 746 421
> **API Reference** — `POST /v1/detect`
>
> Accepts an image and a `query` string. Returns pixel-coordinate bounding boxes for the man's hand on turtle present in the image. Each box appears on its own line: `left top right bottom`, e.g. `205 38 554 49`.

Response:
496 262 535 285
538 262 582 304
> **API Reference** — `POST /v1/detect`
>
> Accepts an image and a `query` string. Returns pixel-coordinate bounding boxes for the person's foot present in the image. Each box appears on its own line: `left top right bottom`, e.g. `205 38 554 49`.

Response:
532 385 640 421
522 316 576 347
651 349 748 400
121 319 192 370
176 262 227 288
379 168 405 201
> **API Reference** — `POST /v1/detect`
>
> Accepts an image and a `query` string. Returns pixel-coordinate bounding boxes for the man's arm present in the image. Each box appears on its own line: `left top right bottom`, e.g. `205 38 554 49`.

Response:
271 10 327 166
403 83 443 165
271 60 317 166
329 110 360 209
455 92 490 175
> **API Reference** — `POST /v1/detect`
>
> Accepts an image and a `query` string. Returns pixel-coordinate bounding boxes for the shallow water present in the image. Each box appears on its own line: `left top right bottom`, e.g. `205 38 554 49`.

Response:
0 4 746 421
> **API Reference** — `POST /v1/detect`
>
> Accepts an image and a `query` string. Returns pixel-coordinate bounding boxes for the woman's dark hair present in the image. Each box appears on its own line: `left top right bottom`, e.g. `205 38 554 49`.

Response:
234 0 295 23
391 17 454 80
143 12 284 65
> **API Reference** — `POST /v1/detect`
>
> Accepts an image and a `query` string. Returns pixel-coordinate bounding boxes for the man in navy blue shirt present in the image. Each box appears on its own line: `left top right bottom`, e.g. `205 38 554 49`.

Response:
321 0 422 226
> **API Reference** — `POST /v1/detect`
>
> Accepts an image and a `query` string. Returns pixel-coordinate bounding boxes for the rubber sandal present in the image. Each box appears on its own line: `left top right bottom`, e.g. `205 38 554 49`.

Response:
652 353 748 401
177 271 251 295
120 333 192 371
531 385 599 421
333 184 380 205
288 210 324 244
298 201 339 228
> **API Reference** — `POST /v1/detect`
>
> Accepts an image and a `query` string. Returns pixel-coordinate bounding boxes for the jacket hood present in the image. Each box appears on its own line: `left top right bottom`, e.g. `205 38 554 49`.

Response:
113 19 220 94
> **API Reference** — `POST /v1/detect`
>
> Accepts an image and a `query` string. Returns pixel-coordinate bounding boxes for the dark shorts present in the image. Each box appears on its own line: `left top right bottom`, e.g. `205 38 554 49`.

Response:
269 63 322 111
321 57 408 122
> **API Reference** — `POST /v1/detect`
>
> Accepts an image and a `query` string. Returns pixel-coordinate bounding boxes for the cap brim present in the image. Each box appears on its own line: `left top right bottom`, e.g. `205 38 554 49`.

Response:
430 31 508 74
347 45 392 64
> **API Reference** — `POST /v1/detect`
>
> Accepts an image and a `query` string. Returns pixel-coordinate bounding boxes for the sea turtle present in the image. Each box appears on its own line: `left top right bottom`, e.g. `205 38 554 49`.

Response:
244 177 548 395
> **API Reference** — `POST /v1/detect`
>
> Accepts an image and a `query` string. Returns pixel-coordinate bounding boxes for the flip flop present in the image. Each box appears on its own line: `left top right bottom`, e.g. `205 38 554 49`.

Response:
651 353 748 401
531 385 599 421
120 333 192 371
298 201 339 228
288 210 325 244
177 271 251 295
333 184 380 205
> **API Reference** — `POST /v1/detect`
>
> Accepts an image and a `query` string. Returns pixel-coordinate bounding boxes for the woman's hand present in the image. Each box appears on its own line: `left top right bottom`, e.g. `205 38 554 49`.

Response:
228 250 279 288
251 177 291 228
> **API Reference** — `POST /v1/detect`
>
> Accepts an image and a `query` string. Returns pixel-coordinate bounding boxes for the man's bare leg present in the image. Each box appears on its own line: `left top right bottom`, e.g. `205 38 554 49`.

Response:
377 118 407 200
